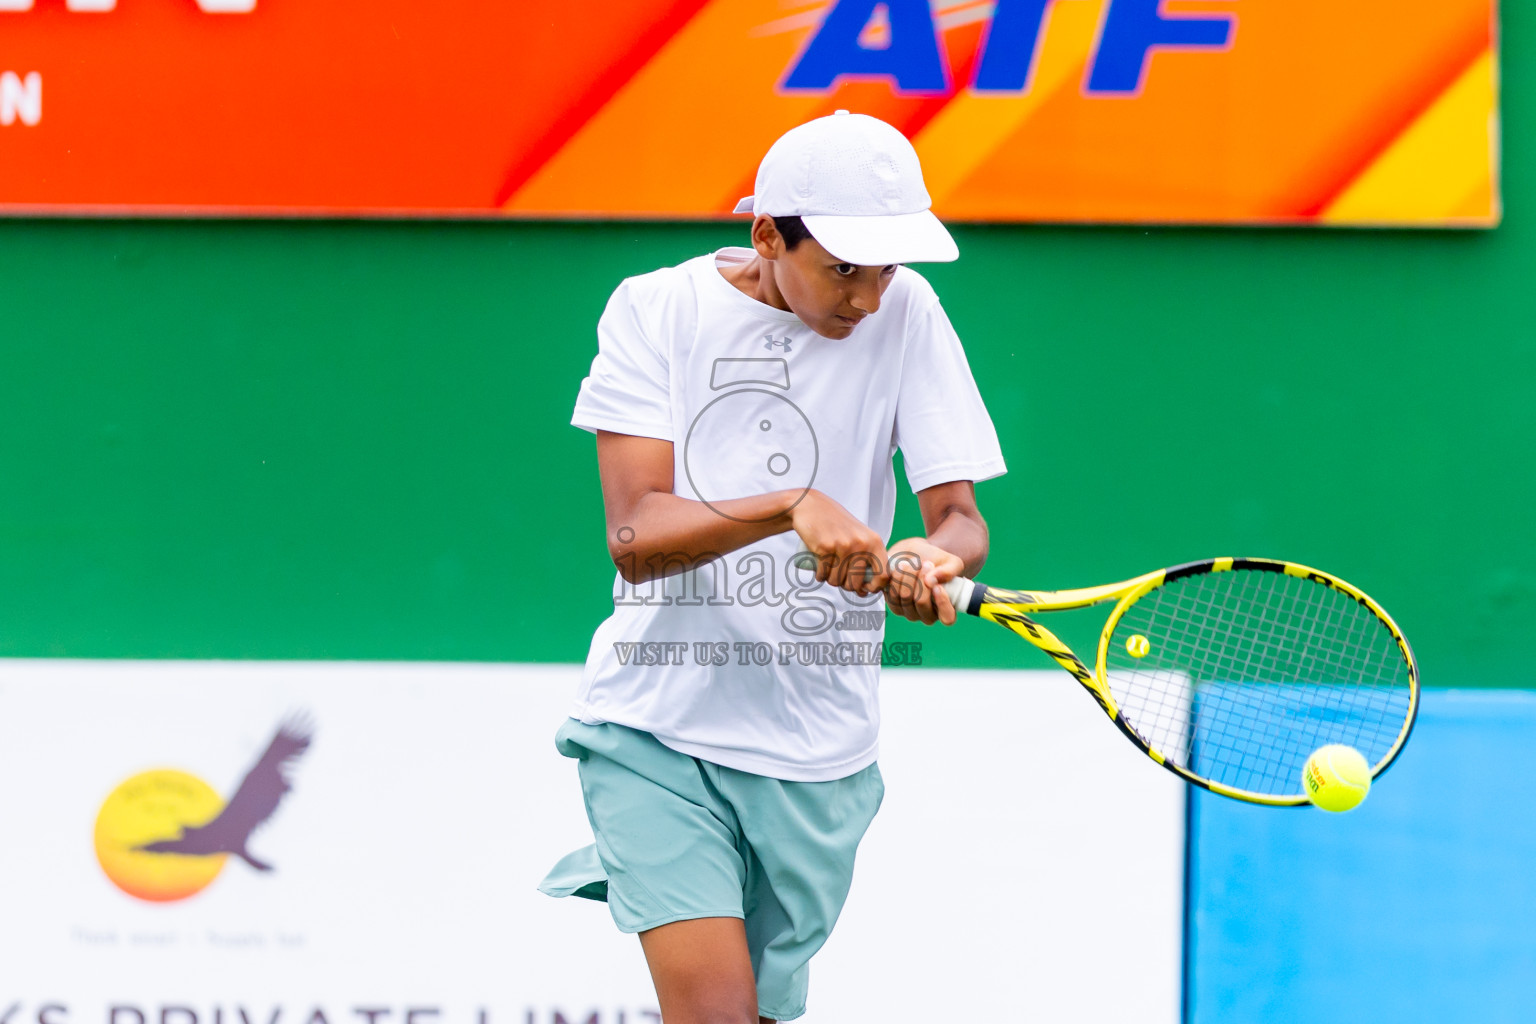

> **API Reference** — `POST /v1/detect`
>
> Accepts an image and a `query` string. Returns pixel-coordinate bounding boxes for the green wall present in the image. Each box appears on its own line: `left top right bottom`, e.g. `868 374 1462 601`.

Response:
2 29 1532 687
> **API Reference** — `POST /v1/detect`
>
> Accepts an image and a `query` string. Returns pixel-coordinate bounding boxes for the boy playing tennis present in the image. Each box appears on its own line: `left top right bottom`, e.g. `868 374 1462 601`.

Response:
540 112 1006 1023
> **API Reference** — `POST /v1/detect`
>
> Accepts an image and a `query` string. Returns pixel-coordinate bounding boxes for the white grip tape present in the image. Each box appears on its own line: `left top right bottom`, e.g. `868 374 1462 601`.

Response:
944 575 975 612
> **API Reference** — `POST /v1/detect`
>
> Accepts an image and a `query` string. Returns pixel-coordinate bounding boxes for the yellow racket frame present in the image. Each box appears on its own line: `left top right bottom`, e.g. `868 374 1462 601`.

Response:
959 557 1420 806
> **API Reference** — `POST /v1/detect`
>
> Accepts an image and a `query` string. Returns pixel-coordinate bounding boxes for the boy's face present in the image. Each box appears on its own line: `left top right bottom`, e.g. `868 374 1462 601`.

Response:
753 219 899 340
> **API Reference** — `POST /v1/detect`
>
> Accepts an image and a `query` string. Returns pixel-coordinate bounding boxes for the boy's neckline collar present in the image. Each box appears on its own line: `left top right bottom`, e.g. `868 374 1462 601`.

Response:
708 247 804 326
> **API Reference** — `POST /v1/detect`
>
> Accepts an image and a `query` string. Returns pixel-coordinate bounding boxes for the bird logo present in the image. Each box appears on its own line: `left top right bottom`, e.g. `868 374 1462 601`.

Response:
93 717 313 902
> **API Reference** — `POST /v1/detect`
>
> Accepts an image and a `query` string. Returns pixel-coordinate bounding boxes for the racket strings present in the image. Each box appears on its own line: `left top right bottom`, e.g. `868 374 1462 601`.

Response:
1172 577 1407 788
1104 569 1412 798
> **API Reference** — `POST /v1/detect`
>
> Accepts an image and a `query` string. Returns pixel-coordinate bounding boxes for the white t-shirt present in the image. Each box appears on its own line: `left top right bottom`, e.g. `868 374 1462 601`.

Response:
569 247 1006 781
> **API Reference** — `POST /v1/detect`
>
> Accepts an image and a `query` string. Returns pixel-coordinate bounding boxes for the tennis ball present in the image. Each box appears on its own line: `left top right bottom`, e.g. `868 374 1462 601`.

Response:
1126 634 1150 658
1302 744 1371 812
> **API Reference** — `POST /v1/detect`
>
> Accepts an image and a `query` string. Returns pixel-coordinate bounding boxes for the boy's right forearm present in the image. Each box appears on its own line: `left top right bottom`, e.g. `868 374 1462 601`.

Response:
608 489 804 584
611 487 892 595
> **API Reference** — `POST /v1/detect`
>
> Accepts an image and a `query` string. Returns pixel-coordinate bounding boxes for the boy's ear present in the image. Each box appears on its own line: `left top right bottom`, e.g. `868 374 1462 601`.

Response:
751 215 784 260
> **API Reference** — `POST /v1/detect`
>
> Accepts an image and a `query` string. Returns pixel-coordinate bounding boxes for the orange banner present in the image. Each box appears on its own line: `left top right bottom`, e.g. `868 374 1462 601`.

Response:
0 0 1499 224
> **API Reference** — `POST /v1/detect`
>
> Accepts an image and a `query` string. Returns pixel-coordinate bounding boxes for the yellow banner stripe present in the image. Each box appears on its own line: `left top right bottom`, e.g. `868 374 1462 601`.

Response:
1322 49 1499 226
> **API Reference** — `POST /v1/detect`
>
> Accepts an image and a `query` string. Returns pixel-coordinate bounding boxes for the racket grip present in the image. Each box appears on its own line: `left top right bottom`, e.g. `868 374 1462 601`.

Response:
792 544 975 613
790 546 821 574
945 575 976 614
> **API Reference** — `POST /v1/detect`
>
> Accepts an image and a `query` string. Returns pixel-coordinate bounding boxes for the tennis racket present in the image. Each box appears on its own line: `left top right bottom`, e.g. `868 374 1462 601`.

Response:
798 550 1419 806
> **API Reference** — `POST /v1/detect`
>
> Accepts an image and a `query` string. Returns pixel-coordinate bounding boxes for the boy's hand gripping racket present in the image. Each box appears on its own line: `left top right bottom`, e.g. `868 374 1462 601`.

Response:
798 550 1419 806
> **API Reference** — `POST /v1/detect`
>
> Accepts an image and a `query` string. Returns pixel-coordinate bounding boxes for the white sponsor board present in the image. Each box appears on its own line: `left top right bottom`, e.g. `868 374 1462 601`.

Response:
0 661 1182 1023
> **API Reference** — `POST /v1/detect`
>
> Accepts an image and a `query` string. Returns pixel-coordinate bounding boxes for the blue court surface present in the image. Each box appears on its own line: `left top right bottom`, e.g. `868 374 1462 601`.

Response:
1188 689 1536 1024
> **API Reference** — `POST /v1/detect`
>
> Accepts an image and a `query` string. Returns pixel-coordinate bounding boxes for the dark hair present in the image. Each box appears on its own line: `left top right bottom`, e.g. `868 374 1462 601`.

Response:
768 214 814 251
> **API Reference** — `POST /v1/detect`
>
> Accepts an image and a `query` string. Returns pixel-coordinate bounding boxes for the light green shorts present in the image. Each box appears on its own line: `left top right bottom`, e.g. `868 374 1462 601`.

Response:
538 719 884 1022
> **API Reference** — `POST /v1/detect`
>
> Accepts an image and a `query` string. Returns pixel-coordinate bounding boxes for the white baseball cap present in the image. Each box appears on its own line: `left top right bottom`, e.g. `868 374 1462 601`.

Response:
733 111 958 265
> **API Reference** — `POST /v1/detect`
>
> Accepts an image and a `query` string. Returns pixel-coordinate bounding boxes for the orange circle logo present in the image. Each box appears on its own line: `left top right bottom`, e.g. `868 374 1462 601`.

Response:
94 769 228 902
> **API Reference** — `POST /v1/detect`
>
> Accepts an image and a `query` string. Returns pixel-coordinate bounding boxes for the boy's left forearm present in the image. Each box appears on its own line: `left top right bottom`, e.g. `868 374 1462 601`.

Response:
911 480 988 578
924 505 989 578
885 485 988 625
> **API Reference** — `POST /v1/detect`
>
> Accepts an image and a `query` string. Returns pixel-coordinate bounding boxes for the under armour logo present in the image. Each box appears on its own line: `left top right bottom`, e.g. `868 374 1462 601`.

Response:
763 334 793 352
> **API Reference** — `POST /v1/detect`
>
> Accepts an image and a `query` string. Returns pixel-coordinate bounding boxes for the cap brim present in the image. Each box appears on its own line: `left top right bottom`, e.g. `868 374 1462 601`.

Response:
733 196 755 214
800 209 958 264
